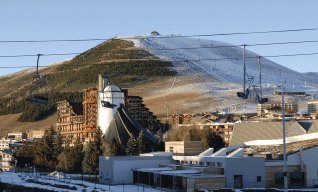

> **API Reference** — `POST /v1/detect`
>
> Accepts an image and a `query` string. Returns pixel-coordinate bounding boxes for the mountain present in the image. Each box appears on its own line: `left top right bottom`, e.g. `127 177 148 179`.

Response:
119 34 318 114
1 34 317 134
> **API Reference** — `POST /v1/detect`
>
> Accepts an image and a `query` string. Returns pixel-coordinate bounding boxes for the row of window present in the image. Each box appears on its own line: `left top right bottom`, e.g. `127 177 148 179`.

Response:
176 160 222 167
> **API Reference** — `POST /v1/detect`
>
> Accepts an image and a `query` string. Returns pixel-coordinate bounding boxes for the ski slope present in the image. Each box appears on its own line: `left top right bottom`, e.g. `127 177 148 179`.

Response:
120 34 318 113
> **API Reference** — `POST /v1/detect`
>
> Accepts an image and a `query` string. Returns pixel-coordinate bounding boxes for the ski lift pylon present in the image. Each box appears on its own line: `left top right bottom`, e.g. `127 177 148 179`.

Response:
26 54 52 106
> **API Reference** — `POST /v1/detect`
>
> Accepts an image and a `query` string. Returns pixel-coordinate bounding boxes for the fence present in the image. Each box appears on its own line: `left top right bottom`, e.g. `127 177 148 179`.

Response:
14 167 98 185
2 168 157 192
307 179 318 188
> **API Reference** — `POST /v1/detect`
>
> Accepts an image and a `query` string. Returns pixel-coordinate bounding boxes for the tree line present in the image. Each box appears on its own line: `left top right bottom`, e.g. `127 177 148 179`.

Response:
166 126 226 151
14 127 165 174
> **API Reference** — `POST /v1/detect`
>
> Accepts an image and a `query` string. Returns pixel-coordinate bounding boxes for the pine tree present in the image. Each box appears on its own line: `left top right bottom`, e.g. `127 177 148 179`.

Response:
83 140 95 174
155 135 165 152
110 138 119 156
125 134 138 156
54 133 63 165
137 130 152 154
82 127 103 175
16 141 34 167
200 128 225 151
67 138 83 173
34 126 57 170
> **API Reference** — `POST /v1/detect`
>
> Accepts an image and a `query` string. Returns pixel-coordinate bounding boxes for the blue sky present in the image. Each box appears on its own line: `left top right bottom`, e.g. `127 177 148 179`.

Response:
0 0 317 77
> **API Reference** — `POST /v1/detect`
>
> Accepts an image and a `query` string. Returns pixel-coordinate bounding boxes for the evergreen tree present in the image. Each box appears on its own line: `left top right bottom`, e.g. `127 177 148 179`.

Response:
154 135 165 152
125 134 138 156
54 133 63 165
93 126 103 157
110 138 119 156
83 140 95 174
16 141 34 167
67 138 84 173
187 127 201 141
82 127 103 175
137 130 152 154
200 128 225 151
34 126 57 170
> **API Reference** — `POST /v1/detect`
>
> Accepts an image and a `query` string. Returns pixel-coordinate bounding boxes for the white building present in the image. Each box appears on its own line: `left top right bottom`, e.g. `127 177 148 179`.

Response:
0 150 13 172
0 138 17 151
99 151 266 191
97 74 125 134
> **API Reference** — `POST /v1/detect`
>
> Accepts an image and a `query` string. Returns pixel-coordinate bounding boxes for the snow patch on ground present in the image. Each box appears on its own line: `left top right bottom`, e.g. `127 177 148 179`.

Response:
121 35 318 113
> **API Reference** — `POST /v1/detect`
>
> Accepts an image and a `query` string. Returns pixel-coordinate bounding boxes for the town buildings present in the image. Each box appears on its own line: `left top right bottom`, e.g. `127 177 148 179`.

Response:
56 83 161 144
171 113 235 146
257 101 298 114
27 129 45 140
56 100 83 144
165 141 204 156
0 150 13 172
308 100 318 114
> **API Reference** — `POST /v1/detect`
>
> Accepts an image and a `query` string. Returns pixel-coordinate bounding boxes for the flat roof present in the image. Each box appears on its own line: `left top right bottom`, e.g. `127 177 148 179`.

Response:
134 167 224 178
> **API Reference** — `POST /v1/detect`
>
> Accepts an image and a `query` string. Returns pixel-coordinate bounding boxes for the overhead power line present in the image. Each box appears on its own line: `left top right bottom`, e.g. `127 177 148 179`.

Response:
1 39 318 58
0 38 111 43
2 52 318 69
1 27 318 43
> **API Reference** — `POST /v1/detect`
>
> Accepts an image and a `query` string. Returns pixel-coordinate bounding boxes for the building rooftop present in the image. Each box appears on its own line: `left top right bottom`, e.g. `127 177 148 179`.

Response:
243 137 318 159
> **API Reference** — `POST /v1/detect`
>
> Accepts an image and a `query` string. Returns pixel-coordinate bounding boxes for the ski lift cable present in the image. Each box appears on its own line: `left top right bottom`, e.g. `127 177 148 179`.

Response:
0 40 318 58
2 51 318 69
2 27 318 43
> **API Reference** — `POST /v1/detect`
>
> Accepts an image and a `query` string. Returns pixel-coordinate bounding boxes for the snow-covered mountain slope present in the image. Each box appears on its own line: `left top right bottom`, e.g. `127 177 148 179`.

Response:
120 35 318 114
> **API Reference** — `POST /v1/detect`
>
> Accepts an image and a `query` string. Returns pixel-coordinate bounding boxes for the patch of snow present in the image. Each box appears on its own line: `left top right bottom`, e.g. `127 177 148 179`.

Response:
121 35 318 113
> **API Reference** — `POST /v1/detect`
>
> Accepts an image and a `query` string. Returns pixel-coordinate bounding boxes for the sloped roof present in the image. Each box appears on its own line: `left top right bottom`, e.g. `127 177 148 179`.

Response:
230 121 309 146
104 106 158 146
306 120 318 133
244 138 318 159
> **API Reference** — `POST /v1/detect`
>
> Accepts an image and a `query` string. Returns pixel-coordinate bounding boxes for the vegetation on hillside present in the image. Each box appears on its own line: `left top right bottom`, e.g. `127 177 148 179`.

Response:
0 91 82 122
0 38 177 122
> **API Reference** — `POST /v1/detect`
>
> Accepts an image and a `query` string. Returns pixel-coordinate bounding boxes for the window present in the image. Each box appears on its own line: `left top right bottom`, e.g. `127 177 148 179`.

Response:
257 176 262 182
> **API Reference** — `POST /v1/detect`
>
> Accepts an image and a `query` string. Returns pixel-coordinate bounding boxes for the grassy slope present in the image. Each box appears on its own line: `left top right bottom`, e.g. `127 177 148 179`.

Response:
0 38 177 134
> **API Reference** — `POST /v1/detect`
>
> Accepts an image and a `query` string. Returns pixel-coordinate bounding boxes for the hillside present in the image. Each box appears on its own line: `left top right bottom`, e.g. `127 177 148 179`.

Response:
0 38 176 134
1 34 317 134
122 34 318 114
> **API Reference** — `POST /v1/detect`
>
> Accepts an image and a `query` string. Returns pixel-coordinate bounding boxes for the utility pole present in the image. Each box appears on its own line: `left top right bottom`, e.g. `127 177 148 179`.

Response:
258 56 262 99
282 83 287 192
243 44 246 95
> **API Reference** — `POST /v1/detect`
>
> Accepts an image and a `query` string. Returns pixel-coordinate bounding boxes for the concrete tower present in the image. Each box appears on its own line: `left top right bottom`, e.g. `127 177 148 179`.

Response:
97 74 125 134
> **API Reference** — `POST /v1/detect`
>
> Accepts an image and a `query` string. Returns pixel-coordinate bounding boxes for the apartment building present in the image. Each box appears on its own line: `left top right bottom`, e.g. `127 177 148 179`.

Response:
82 88 98 142
56 100 83 144
0 150 13 171
257 102 298 114
27 129 45 140
308 100 318 114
